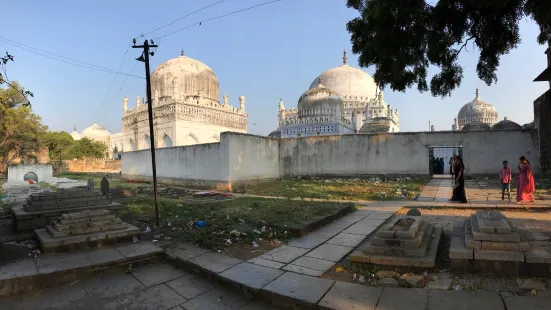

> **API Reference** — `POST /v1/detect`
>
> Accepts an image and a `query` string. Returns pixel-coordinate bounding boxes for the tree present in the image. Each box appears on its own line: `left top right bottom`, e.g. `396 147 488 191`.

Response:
0 52 33 107
63 137 107 159
0 83 48 166
346 0 551 97
43 131 75 160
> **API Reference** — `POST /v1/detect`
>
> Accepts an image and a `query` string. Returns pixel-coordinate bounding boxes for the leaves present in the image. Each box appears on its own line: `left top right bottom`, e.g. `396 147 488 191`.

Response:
346 0 551 97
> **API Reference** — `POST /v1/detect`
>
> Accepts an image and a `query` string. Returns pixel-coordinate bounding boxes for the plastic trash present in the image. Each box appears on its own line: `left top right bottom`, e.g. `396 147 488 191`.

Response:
195 220 207 228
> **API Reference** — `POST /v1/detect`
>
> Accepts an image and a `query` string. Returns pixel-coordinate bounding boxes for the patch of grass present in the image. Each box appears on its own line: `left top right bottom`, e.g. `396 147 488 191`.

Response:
235 177 430 201
121 196 340 251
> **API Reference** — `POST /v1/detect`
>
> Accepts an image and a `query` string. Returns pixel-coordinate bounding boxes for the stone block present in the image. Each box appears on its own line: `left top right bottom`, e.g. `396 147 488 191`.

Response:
282 264 324 276
476 210 512 234
305 244 353 262
190 252 242 273
377 288 427 310
524 246 551 263
115 242 164 260
326 233 366 248
259 246 309 264
318 282 382 310
165 243 210 261
371 220 428 248
166 274 215 300
247 257 285 269
132 264 188 288
220 262 284 290
481 240 530 251
377 216 421 239
471 215 521 242
342 224 378 236
474 249 525 262
262 272 334 307
363 223 433 257
291 256 334 272
116 284 186 310
428 290 504 310
515 278 547 290
288 235 328 249
450 236 473 259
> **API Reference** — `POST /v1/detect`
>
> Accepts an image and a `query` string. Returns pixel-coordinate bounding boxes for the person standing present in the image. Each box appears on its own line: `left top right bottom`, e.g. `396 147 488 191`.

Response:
439 158 445 175
516 156 535 204
433 157 439 174
449 156 455 176
500 160 512 202
449 156 468 203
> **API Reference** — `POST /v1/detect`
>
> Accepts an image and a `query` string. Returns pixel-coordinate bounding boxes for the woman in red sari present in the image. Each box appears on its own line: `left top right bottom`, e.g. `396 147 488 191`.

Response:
516 156 535 204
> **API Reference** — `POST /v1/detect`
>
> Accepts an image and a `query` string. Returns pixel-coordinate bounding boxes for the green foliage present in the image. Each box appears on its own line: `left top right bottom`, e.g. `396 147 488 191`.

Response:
346 0 551 97
1 52 33 107
0 83 47 164
63 137 107 159
43 131 75 160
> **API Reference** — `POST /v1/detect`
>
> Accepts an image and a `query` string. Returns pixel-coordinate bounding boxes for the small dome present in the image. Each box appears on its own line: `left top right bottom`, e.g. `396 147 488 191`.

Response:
458 89 498 128
359 117 392 133
309 50 380 102
268 128 281 139
522 122 535 129
70 125 81 140
151 51 219 102
462 121 492 131
492 117 522 130
297 81 344 117
81 122 110 144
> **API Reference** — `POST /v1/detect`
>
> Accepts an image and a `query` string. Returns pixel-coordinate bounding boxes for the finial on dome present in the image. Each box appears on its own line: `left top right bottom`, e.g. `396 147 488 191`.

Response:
343 49 347 65
73 125 76 131
180 49 184 56
318 77 322 86
475 88 479 98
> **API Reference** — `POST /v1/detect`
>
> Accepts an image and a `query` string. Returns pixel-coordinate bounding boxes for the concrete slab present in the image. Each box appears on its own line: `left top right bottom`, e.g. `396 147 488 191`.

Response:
449 236 474 259
309 227 344 238
365 212 394 220
356 218 386 227
182 287 249 310
524 246 551 263
288 235 329 249
219 262 284 290
282 264 325 276
377 287 427 310
318 281 382 310
115 242 164 260
0 258 37 281
428 290 504 310
474 249 525 262
291 256 334 272
326 233 366 248
259 246 309 264
36 252 92 274
190 252 242 273
248 257 286 269
132 264 189 287
342 224 378 236
166 243 210 261
166 273 215 300
305 244 353 262
502 291 551 310
84 247 127 266
80 270 145 298
262 272 334 307
117 284 186 309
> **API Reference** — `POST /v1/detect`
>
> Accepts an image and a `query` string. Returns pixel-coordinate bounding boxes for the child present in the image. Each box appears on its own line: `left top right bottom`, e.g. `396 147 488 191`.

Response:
500 160 512 202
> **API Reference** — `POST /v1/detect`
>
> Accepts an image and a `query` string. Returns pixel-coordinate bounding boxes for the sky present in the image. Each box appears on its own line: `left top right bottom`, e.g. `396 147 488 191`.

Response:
2 0 549 136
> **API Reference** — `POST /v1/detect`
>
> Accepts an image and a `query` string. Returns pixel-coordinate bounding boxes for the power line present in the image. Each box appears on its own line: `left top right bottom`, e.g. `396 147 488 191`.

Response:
153 0 284 39
98 61 139 124
0 37 144 79
140 0 227 38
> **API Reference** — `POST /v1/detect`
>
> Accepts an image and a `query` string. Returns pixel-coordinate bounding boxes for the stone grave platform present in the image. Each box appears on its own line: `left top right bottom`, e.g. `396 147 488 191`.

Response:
109 187 134 202
12 181 124 232
450 210 551 277
35 209 139 253
350 215 442 267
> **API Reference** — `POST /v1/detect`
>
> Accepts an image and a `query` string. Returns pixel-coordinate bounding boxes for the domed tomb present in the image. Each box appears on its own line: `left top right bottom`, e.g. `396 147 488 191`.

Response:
359 117 392 133
298 79 345 117
151 50 219 103
309 50 380 103
462 121 492 131
458 89 498 129
81 122 110 144
268 128 281 139
492 117 522 131
70 125 81 141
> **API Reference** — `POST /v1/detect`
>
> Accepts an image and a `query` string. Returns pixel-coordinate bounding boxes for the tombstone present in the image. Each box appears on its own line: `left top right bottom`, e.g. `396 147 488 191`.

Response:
87 178 95 190
101 176 110 196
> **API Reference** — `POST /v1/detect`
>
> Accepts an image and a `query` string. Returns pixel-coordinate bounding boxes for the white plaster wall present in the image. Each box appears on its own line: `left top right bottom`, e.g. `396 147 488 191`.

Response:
121 142 228 181
7 164 53 183
225 133 279 181
279 130 539 176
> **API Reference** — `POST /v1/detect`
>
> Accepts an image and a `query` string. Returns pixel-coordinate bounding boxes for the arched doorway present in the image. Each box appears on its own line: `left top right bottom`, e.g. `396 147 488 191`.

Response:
129 139 137 151
163 134 173 148
145 135 151 149
23 171 38 182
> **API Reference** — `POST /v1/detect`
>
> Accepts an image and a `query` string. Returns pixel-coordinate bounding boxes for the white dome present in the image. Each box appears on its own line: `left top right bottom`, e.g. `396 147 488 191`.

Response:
309 51 380 103
81 122 110 144
297 81 344 117
151 51 219 103
458 89 498 128
70 126 81 140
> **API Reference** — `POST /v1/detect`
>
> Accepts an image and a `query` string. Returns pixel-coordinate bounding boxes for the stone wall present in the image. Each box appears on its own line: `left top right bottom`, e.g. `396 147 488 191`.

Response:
534 90 551 174
7 164 54 183
58 158 121 173
0 147 50 176
121 130 540 185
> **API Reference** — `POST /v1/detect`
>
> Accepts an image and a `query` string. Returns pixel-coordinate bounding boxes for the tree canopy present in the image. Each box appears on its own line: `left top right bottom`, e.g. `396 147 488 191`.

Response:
63 137 107 159
43 131 75 160
1 52 33 107
346 0 551 97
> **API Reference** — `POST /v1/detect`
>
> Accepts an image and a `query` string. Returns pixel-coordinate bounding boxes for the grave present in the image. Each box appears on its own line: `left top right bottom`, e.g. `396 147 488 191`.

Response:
449 210 551 276
11 179 125 232
35 209 139 253
7 164 53 184
350 215 442 267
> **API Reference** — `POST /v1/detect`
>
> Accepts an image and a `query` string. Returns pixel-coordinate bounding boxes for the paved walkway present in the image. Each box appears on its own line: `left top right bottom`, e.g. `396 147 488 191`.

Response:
0 262 277 310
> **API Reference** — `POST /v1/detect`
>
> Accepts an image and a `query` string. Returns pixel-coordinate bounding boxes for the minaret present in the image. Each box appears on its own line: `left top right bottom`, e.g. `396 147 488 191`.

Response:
123 97 128 113
223 94 228 105
181 49 184 56
278 98 285 111
239 96 245 113
343 49 347 65
136 96 141 106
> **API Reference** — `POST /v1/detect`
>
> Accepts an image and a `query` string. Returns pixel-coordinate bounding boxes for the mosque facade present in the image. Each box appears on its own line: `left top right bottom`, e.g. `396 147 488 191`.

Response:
269 50 400 138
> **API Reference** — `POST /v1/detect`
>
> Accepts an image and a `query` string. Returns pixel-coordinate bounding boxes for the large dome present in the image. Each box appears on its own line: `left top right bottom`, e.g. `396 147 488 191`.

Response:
297 81 344 117
458 89 498 128
151 51 219 102
81 122 110 144
309 50 379 102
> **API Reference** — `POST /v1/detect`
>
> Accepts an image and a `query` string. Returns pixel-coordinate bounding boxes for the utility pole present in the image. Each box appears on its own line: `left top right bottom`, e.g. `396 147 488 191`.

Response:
132 39 160 227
